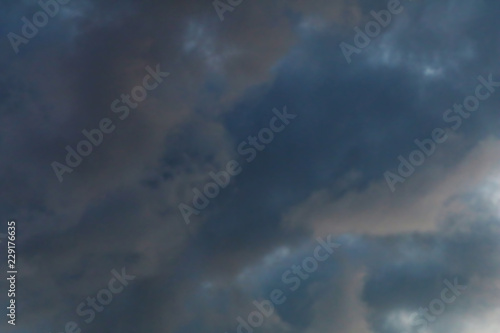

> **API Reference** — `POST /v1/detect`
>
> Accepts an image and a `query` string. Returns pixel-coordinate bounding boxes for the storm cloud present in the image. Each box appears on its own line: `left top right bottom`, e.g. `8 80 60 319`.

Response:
0 0 499 332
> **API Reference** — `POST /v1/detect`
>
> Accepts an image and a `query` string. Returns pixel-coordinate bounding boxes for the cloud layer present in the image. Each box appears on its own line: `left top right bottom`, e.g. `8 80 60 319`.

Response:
0 0 499 332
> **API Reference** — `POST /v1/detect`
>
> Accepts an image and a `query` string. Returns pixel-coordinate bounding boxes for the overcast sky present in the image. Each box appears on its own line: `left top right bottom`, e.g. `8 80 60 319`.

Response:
1 0 500 332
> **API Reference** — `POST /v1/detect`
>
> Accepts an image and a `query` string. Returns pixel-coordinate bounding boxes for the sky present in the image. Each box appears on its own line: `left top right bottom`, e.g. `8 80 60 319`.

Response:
0 0 500 332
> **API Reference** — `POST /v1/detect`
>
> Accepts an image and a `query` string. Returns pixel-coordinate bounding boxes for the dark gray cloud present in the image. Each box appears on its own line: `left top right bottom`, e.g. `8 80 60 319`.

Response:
0 0 499 332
